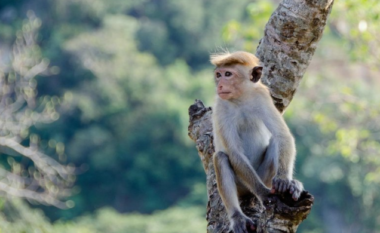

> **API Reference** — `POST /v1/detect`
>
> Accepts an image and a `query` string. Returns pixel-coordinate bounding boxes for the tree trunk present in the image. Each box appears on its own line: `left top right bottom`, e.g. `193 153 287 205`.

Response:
187 0 334 232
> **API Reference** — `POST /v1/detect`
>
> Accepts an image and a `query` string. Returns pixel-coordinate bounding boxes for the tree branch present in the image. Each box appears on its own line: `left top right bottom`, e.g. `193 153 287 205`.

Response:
0 13 75 208
0 137 73 179
257 0 334 113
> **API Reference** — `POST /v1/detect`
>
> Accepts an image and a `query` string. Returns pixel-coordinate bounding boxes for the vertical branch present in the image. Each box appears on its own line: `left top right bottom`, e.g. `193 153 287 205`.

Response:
257 0 334 112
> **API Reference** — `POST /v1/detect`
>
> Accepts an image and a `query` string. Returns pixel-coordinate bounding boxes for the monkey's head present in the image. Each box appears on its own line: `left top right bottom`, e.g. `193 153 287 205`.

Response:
210 51 263 100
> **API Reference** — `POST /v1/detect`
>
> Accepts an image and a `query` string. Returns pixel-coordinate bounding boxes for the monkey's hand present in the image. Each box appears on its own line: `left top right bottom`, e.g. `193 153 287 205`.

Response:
271 178 303 201
230 212 256 233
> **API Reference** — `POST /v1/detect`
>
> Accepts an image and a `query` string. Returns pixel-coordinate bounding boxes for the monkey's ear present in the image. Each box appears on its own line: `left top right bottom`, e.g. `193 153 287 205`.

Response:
251 66 263 83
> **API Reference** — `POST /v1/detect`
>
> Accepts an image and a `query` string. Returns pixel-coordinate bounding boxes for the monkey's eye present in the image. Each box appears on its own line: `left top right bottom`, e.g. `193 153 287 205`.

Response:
225 71 232 77
216 72 221 78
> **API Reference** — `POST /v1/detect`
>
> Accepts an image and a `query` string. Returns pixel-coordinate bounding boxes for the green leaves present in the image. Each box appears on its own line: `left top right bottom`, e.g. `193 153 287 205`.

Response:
0 199 206 233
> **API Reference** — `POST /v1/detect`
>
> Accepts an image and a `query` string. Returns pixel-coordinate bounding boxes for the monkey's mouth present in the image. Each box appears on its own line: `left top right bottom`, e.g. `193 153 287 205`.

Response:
218 92 231 95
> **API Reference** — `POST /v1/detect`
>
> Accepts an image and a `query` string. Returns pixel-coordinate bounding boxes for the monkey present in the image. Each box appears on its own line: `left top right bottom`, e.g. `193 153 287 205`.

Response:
210 51 303 233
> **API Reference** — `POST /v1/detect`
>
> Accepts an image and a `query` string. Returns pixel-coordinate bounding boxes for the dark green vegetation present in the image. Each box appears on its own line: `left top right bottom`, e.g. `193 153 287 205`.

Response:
0 0 379 232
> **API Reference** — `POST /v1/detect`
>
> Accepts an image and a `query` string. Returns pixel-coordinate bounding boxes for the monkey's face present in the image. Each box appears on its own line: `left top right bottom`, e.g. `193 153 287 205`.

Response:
214 66 247 100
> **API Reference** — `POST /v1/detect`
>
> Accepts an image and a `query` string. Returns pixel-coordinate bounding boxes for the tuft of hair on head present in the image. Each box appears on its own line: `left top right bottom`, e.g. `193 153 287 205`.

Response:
210 51 260 67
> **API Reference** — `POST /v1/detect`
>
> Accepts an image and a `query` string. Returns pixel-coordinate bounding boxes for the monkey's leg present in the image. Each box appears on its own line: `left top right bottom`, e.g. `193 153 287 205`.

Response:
257 138 279 187
226 150 271 201
213 151 256 233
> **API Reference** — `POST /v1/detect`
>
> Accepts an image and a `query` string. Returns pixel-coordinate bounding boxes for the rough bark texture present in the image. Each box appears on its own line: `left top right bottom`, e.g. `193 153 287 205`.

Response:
257 0 334 112
188 0 334 232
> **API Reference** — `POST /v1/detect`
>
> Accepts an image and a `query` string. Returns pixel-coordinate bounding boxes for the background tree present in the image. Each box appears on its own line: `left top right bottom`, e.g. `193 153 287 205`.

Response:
0 13 74 208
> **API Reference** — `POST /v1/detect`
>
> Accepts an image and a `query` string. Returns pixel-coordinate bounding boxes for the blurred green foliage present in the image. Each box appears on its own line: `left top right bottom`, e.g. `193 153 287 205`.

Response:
0 0 380 232
0 198 206 233
286 74 380 232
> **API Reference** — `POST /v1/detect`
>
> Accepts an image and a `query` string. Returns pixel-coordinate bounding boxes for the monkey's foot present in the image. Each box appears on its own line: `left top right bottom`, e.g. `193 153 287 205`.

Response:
272 178 303 200
270 190 314 208
230 212 257 233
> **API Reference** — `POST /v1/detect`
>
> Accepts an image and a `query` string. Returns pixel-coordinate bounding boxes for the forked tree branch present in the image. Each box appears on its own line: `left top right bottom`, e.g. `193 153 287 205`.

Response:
188 0 334 232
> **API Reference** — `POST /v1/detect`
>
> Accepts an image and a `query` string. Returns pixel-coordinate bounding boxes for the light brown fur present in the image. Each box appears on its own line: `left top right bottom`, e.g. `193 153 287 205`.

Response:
211 51 260 67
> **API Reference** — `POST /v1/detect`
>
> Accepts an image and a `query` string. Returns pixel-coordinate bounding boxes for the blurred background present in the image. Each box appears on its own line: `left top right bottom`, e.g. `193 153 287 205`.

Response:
0 0 379 232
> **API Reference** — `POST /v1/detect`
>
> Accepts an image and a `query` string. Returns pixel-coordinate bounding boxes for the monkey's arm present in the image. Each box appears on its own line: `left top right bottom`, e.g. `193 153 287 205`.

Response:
259 107 295 178
257 101 303 199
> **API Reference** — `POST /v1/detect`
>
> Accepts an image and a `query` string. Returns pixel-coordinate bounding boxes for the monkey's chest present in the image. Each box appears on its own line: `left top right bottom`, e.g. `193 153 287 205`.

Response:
238 119 271 166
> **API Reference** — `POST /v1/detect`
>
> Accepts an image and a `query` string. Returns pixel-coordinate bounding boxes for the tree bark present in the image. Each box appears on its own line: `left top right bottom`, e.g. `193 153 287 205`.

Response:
258 0 334 113
188 0 334 232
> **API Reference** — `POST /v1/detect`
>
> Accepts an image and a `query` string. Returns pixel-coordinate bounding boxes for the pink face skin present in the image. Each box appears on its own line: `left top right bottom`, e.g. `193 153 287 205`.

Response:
214 66 246 100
